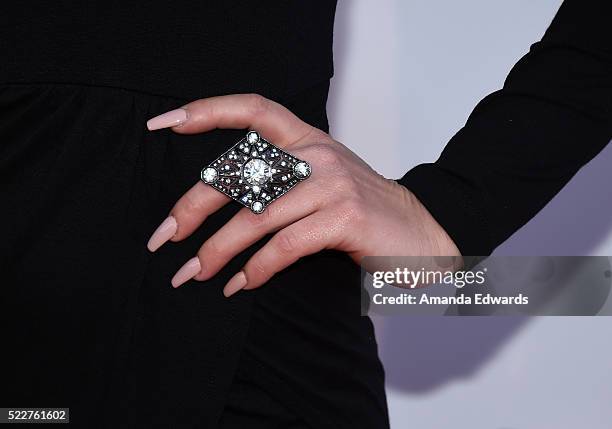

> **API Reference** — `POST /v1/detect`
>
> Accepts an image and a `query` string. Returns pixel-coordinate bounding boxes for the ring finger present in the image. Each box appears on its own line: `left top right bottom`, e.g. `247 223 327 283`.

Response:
180 179 322 286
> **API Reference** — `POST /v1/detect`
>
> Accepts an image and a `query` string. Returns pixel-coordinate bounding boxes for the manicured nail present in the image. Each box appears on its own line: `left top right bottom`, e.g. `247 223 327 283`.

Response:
147 216 178 252
171 257 201 288
147 108 188 130
223 271 247 297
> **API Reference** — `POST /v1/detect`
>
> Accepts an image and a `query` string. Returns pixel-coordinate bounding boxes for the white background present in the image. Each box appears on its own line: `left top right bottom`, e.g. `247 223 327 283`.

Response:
328 1 612 428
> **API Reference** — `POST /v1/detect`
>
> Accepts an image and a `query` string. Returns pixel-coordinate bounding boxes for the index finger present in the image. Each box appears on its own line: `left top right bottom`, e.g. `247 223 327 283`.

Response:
147 93 314 147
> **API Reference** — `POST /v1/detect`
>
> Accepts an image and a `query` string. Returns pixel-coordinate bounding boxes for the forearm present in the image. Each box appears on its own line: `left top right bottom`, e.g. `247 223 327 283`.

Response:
398 0 612 255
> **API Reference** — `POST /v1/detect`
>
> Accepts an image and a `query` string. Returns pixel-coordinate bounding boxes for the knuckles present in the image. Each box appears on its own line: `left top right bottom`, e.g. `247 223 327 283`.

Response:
244 93 271 118
198 236 223 260
301 143 367 227
307 143 343 170
248 256 269 280
180 191 206 214
274 229 300 255
332 173 360 196
172 194 208 234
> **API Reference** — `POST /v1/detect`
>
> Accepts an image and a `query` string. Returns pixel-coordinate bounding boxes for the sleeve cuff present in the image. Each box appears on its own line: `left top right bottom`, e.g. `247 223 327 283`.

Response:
396 163 493 257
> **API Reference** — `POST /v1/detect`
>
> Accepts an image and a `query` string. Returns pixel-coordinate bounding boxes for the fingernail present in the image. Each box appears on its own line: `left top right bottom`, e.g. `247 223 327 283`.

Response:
147 216 178 252
223 271 247 297
171 257 201 288
147 108 188 130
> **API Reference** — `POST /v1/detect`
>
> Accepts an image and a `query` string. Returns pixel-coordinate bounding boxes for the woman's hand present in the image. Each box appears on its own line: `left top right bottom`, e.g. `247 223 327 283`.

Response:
146 94 460 296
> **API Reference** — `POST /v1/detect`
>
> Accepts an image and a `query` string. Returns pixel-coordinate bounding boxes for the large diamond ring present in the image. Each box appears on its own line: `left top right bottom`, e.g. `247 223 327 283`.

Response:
200 131 311 214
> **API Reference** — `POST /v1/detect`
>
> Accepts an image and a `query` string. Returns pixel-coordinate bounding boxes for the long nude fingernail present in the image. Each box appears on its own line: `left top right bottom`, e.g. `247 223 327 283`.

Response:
147 216 177 252
147 108 188 130
223 271 247 297
171 257 201 288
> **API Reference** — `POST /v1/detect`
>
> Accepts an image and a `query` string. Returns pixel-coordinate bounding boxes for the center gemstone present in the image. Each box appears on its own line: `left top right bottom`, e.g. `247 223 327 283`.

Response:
242 158 272 186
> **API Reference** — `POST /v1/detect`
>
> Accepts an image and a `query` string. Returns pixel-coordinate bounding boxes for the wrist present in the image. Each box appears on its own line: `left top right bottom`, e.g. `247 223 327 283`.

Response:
393 180 463 261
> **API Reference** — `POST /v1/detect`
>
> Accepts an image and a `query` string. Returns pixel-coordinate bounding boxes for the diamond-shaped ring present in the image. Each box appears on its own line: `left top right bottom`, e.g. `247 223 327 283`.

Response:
200 131 311 214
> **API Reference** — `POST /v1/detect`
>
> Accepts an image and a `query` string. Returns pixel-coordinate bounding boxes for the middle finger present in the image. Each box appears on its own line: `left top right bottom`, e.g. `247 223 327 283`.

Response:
191 181 322 282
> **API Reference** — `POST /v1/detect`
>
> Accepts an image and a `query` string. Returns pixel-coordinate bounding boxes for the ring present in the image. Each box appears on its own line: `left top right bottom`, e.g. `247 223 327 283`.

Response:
200 130 311 214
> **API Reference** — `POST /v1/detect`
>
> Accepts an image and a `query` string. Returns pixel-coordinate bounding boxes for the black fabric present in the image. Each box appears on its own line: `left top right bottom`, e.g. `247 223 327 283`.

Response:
220 356 312 429
0 1 336 101
0 2 389 428
398 0 612 256
4 0 608 427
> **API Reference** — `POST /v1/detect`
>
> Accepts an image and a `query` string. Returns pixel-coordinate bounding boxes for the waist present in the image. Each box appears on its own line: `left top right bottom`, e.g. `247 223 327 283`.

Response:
0 1 335 101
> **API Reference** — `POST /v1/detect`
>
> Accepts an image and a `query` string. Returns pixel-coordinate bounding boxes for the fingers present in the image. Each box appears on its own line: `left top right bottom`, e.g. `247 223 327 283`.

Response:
148 142 313 251
147 93 315 148
193 183 320 282
145 94 339 291
224 212 339 297
147 181 230 251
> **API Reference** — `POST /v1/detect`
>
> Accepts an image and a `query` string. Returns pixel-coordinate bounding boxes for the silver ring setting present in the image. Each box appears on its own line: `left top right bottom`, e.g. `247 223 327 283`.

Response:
200 131 311 214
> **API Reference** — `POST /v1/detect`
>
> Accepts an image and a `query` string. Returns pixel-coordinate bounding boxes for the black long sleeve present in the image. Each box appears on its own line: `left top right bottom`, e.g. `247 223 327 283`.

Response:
397 0 612 256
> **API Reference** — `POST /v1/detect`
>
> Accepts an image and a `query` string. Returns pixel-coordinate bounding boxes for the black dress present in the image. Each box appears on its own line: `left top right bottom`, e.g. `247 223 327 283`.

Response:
1 1 611 428
400 0 612 256
1 1 387 428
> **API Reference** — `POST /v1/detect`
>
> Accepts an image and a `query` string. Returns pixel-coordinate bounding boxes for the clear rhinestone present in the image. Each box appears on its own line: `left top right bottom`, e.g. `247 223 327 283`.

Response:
201 167 218 183
243 158 272 185
201 131 314 213
247 131 260 144
293 161 311 179
251 201 264 213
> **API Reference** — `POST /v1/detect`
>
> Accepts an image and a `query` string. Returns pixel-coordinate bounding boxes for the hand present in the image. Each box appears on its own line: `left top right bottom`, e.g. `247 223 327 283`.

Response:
145 94 461 296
